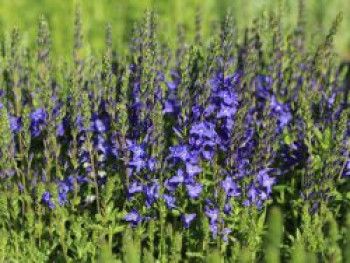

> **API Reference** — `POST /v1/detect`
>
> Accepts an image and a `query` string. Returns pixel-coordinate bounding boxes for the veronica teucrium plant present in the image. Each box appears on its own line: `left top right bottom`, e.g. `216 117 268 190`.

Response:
0 1 348 262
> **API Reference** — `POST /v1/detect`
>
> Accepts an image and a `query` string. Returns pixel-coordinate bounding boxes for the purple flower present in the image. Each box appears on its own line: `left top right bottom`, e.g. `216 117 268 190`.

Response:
165 169 185 191
186 183 202 199
57 123 65 136
205 207 219 223
124 209 142 227
166 81 177 91
18 183 24 192
259 190 268 200
169 145 191 162
221 176 241 197
144 182 160 207
42 191 56 209
128 181 143 195
94 119 106 133
202 148 215 160
58 183 69 205
169 170 185 184
182 213 196 228
209 223 219 238
129 158 147 173
190 121 217 139
247 185 259 202
127 140 146 159
147 158 157 171
163 100 174 113
257 170 276 194
270 96 291 130
203 104 217 117
223 228 232 242
343 159 350 177
163 194 176 208
224 202 231 215
30 108 47 136
217 90 238 106
76 115 85 131
216 104 237 118
96 135 110 155
185 163 202 177
10 116 22 132
30 107 47 122
163 99 179 114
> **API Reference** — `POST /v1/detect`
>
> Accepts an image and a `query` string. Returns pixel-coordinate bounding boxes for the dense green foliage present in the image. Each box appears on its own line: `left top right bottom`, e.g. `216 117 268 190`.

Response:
0 1 349 262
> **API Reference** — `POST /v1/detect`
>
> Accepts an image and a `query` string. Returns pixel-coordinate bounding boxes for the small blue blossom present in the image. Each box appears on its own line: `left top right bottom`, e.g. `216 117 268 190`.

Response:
163 194 176 209
10 116 22 132
42 191 56 209
221 176 241 197
186 183 202 199
185 163 202 177
124 209 142 227
182 213 196 228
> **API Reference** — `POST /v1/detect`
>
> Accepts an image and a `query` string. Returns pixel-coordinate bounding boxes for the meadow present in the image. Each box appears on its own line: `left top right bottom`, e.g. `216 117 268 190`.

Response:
1 0 350 59
0 0 349 262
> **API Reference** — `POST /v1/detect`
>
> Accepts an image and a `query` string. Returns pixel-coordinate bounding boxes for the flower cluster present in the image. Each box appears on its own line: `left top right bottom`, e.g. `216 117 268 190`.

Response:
0 12 348 250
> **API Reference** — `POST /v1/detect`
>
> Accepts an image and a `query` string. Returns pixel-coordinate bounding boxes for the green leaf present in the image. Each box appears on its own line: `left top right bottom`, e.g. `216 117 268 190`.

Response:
313 127 323 142
113 225 124 234
283 130 293 145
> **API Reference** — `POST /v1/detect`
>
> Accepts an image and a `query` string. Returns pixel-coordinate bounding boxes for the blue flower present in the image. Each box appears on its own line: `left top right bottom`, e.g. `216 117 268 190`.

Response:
257 170 276 194
247 185 258 202
96 135 110 156
169 145 191 162
127 140 146 159
30 107 47 122
203 103 217 117
165 169 185 191
57 123 65 136
270 96 292 130
163 194 176 209
343 159 350 177
185 163 202 177
30 108 47 136
217 90 238 106
128 181 143 196
186 183 202 199
147 158 157 171
94 119 106 133
163 99 179 115
58 182 69 206
144 181 159 207
182 213 196 228
209 223 219 238
216 104 237 119
221 176 241 197
124 209 142 227
42 191 56 209
129 158 147 173
10 116 22 132
205 206 219 223
224 202 231 215
166 81 177 91
190 121 217 139
223 228 232 242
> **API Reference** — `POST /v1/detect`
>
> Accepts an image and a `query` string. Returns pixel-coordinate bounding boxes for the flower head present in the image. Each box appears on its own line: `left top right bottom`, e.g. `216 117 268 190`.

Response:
182 213 196 228
124 209 142 227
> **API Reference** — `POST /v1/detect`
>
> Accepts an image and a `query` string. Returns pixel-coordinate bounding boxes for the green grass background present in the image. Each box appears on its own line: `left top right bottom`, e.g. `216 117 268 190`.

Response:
0 0 349 59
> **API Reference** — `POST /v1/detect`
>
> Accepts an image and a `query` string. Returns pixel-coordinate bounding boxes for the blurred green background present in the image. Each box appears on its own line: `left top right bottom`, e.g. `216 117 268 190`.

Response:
0 0 349 59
